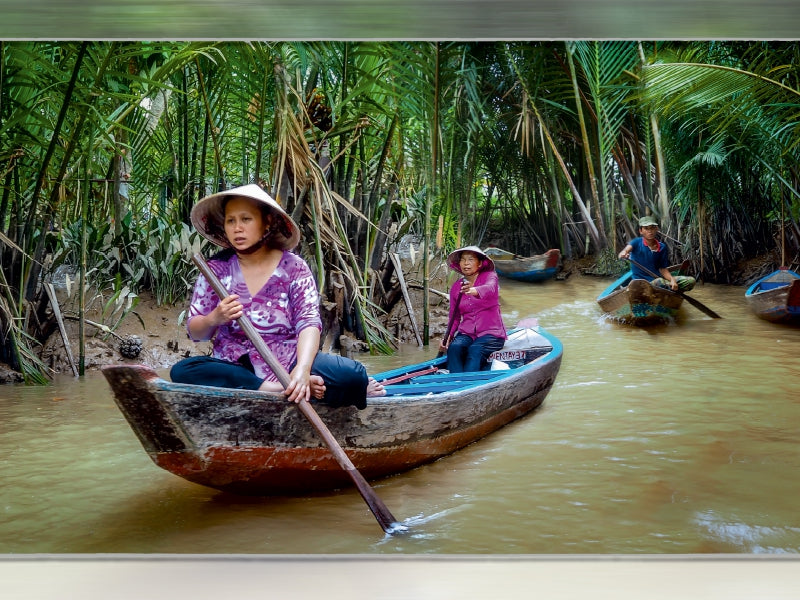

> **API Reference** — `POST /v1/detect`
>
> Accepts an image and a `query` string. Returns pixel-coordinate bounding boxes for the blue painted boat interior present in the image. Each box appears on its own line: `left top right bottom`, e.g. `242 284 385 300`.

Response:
375 327 560 397
746 269 800 296
759 282 789 291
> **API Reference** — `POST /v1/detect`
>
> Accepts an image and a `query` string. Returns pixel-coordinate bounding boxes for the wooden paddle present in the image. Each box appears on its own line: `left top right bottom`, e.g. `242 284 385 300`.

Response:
437 279 465 358
192 253 405 535
625 257 722 319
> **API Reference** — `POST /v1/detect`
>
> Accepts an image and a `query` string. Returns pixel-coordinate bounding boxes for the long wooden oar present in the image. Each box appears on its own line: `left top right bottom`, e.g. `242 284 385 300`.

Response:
625 257 722 319
437 282 465 358
192 253 405 534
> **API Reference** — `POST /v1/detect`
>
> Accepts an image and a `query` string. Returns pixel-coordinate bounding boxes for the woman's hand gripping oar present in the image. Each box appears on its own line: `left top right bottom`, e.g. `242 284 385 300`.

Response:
192 253 406 535
624 257 722 319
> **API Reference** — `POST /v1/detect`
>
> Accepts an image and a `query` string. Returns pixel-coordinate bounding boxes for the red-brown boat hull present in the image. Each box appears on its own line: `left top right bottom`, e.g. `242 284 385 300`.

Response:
102 330 562 495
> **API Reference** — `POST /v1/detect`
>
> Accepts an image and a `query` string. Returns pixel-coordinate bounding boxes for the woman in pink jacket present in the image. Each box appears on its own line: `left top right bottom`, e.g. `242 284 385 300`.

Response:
438 246 507 372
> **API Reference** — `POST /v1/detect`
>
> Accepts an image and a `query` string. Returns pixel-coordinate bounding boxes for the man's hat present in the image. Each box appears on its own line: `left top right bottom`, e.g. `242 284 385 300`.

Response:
638 215 659 228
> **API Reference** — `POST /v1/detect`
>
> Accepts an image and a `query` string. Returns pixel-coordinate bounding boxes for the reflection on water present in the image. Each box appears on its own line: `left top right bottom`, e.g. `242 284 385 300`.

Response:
1 275 799 554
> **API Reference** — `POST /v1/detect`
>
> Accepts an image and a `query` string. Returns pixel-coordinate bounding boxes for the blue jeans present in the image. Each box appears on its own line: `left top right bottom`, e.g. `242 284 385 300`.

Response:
446 333 505 373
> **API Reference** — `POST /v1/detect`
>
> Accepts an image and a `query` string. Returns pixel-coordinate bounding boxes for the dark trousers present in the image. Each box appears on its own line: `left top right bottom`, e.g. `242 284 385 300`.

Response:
170 352 369 409
446 333 505 373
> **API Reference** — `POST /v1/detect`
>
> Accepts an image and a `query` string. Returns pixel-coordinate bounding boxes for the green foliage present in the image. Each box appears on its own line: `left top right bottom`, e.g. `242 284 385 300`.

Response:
52 210 206 309
99 272 143 336
138 214 206 305
4 40 800 382
638 44 800 272
593 247 629 277
0 267 49 383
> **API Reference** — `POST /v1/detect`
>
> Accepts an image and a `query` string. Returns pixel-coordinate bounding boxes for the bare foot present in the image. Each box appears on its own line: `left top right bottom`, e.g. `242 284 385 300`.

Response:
367 377 386 397
310 375 326 399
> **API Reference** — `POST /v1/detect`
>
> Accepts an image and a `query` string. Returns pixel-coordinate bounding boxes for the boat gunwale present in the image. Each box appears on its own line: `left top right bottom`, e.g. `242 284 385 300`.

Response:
597 271 634 302
745 268 800 297
144 327 562 407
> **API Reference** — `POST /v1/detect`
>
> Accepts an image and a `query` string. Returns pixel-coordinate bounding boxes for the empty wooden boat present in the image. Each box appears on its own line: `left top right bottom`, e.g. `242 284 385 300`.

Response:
745 268 800 324
482 247 561 282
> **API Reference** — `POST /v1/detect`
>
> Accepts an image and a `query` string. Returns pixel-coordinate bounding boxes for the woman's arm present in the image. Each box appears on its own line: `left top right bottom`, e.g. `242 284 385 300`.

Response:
471 271 500 302
283 326 321 403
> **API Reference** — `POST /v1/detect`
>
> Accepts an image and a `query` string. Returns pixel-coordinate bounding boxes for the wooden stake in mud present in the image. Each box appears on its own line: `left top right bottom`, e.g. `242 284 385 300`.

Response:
192 253 405 535
389 252 423 346
44 282 78 377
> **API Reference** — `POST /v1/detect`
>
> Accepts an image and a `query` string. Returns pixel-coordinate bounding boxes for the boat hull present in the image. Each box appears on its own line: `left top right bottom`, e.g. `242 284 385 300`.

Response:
597 273 683 325
745 269 800 324
102 329 562 495
483 248 561 282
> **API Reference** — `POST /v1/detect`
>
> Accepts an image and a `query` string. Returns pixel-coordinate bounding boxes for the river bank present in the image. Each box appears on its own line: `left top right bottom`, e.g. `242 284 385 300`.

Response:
0 250 787 383
4 254 453 380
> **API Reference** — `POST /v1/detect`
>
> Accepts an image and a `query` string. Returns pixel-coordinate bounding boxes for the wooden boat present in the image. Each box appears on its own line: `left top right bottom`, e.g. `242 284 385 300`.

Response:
745 268 800 324
101 326 562 495
596 264 686 325
482 247 561 282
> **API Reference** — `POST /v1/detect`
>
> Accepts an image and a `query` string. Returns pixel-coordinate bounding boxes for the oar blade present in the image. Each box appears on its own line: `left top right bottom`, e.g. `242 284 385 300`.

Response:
350 472 407 534
680 291 722 319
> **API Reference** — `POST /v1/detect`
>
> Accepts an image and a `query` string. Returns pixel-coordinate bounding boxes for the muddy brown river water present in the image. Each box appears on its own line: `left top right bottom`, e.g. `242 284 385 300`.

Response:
2 274 799 557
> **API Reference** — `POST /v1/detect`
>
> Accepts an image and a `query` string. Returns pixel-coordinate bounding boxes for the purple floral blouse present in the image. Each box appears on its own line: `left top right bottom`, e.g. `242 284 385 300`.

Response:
186 251 322 382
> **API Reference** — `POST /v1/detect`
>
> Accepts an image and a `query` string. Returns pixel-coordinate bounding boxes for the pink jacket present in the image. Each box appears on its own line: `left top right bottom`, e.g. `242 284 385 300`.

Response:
449 270 507 340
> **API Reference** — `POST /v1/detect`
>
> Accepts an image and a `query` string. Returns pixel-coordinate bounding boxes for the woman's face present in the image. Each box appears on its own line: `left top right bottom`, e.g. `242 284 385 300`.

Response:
459 251 482 276
224 196 269 251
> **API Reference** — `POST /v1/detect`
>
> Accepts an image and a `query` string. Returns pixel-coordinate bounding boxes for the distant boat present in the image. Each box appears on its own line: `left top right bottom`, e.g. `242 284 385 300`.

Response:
101 326 562 495
596 262 687 325
744 268 800 324
482 247 561 282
